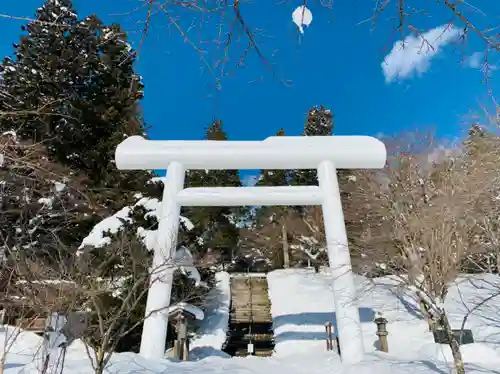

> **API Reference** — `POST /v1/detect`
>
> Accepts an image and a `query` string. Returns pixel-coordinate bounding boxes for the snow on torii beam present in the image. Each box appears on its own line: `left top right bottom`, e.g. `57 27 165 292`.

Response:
116 135 385 170
115 135 386 364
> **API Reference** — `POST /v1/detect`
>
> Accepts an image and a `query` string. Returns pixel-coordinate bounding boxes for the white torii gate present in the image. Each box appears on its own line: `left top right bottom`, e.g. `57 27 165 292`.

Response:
115 135 387 364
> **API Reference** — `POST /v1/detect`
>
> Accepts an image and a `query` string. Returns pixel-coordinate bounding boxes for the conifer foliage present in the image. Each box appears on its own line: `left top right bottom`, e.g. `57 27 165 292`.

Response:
257 127 289 187
254 127 290 226
291 105 334 186
0 0 146 189
0 0 151 261
183 120 242 264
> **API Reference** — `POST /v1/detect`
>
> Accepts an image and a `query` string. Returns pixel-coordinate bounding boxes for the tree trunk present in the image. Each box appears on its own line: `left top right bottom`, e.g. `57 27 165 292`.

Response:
95 361 105 374
419 300 434 331
440 310 465 374
95 347 105 374
281 222 290 269
0 354 6 374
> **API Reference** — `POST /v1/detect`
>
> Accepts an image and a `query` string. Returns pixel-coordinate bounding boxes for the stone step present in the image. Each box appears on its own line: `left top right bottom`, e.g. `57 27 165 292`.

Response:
230 313 271 318
234 333 274 341
230 312 271 317
226 276 275 357
231 318 272 323
234 349 274 357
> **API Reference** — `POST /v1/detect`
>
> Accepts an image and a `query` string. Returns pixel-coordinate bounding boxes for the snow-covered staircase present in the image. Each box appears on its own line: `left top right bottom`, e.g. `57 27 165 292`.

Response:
223 274 275 357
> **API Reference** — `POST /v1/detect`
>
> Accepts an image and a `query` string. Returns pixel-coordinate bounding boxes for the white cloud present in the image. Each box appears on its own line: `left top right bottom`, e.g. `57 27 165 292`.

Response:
382 24 460 83
465 51 497 72
465 51 483 69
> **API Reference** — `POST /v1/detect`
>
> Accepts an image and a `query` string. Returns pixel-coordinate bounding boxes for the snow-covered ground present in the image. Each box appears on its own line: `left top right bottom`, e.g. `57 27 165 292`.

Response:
269 268 500 371
3 268 500 373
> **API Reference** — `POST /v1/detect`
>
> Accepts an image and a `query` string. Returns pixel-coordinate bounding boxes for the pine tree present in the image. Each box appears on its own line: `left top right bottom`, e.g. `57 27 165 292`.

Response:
0 132 101 263
291 105 334 186
0 2 148 197
254 127 290 223
252 128 292 268
0 1 100 261
257 128 289 187
0 0 78 143
182 120 242 264
0 0 150 258
286 105 357 268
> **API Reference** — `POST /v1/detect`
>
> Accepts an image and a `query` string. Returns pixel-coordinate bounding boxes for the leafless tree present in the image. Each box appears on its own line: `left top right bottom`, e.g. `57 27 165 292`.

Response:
20 232 205 374
0 247 86 374
116 0 499 85
345 131 500 374
0 262 41 374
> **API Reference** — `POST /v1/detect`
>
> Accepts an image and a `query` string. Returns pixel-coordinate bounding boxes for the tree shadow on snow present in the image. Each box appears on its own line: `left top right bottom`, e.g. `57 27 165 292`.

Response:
273 308 375 341
418 360 500 374
374 283 424 320
5 363 25 370
419 360 449 374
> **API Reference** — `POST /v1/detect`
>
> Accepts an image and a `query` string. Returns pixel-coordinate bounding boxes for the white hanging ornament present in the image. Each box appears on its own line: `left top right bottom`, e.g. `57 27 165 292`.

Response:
292 5 313 34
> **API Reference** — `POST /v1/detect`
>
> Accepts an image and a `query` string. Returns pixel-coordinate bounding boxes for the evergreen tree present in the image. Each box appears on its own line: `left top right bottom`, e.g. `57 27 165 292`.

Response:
257 128 289 187
254 127 290 223
291 105 334 186
182 120 242 263
0 1 148 199
0 0 150 259
289 105 351 199
287 105 356 267
0 1 99 260
0 130 101 263
0 0 78 143
251 128 293 268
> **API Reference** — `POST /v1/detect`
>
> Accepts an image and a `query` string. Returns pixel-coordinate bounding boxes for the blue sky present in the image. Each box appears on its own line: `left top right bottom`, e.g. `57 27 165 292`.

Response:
0 0 498 183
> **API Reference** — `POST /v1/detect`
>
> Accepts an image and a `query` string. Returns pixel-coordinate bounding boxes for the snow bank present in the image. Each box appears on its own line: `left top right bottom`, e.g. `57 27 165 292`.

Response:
189 346 230 361
5 345 498 374
268 268 340 356
0 326 43 366
190 272 230 350
267 268 500 369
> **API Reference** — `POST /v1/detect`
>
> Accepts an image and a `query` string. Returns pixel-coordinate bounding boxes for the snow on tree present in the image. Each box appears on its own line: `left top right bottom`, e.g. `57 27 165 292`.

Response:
78 185 198 284
0 0 153 258
0 131 100 261
0 0 78 143
292 5 313 35
0 0 147 191
346 130 500 374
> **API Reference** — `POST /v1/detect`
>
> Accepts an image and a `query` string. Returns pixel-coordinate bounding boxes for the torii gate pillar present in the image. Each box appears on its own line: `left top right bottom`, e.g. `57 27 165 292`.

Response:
115 134 387 364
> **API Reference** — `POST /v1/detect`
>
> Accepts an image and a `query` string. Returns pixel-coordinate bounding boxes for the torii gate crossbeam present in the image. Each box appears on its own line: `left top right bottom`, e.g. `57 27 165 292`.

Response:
115 135 387 364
